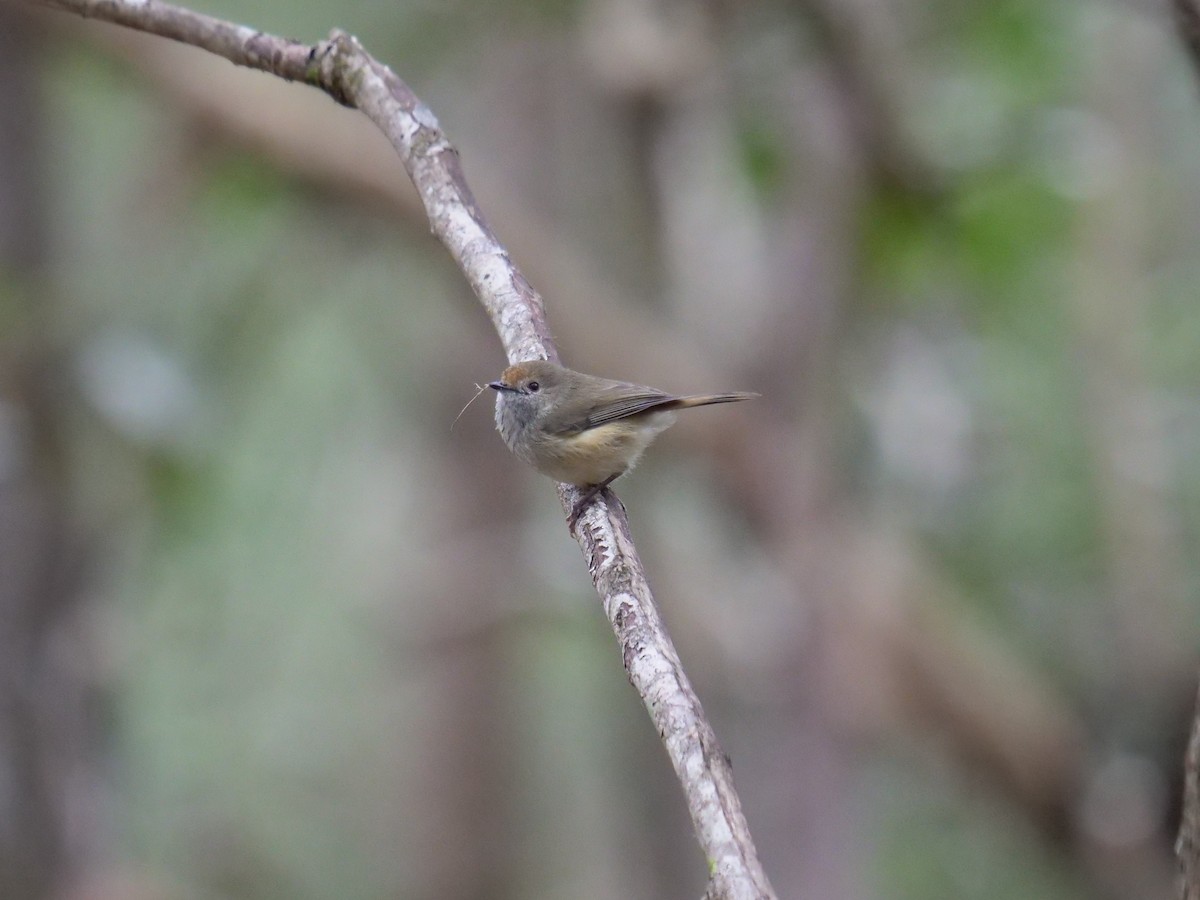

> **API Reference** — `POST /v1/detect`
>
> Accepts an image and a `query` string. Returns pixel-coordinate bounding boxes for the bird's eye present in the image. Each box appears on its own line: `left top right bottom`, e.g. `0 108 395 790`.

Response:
527 381 540 392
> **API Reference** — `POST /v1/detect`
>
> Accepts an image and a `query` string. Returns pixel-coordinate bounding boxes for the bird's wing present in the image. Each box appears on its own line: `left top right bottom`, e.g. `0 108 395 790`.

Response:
548 385 679 435
582 392 679 429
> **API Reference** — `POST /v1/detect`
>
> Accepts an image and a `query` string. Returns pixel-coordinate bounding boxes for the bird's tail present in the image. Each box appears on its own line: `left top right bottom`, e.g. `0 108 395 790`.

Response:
669 392 759 409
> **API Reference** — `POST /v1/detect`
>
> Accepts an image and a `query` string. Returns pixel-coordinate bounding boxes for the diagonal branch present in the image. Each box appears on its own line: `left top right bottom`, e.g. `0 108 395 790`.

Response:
1180 678 1200 900
30 0 776 896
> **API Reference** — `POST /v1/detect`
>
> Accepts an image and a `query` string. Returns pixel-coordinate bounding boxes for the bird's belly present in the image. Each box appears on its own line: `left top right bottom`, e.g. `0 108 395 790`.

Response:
536 414 674 485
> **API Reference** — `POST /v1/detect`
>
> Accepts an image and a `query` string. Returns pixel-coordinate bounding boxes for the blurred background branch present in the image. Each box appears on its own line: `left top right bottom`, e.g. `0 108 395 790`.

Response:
1176 0 1200 83
1179 682 1200 899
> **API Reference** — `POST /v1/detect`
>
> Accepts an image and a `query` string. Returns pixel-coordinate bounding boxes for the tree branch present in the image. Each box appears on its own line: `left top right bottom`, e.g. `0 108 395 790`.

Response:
1180 678 1200 900
30 0 776 896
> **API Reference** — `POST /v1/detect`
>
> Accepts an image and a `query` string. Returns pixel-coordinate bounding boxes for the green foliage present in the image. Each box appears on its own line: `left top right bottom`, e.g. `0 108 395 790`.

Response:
737 116 788 202
871 755 1088 900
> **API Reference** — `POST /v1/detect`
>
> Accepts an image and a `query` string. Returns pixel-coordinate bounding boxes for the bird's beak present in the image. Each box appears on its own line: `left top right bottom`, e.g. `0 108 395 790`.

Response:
488 381 517 393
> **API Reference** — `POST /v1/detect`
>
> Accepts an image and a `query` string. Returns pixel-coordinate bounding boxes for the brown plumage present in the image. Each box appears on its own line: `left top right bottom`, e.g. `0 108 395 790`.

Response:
488 360 757 528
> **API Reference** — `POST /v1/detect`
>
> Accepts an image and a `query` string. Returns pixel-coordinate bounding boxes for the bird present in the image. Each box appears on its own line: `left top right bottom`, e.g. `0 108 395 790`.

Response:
489 359 757 529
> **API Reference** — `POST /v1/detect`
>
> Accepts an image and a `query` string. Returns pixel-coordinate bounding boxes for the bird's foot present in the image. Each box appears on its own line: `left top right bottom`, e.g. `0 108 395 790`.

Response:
567 477 619 533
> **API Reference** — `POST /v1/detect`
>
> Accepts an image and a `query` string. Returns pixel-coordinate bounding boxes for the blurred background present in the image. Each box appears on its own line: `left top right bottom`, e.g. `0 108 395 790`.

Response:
1 0 1198 898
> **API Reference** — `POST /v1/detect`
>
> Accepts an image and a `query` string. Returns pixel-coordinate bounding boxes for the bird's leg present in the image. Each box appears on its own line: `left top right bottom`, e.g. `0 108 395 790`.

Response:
567 474 620 533
603 485 627 517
